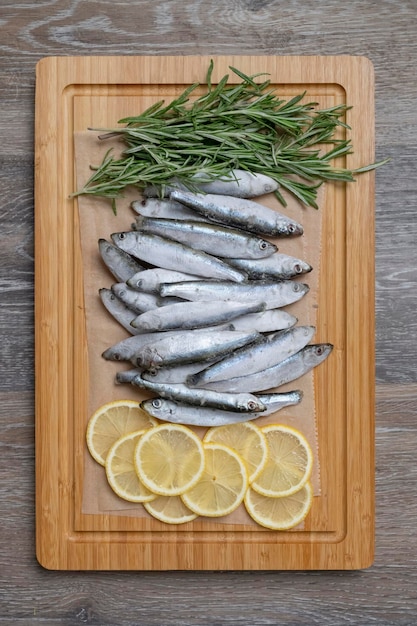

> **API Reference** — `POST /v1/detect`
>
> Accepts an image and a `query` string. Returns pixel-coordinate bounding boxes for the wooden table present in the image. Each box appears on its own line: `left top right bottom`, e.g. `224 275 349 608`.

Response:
1 1 416 623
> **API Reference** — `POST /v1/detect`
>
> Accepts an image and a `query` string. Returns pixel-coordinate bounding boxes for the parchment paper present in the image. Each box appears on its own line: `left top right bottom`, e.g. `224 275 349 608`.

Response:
75 131 324 526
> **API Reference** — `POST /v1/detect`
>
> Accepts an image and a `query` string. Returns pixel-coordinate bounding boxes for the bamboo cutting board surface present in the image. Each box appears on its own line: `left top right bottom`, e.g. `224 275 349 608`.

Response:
35 55 375 570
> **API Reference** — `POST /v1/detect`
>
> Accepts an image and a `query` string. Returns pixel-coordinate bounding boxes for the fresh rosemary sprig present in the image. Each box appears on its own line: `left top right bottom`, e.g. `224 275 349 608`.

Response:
73 61 388 213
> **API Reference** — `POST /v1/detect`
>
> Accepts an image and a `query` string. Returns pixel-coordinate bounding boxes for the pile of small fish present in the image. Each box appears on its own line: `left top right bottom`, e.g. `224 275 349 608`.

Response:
98 169 333 427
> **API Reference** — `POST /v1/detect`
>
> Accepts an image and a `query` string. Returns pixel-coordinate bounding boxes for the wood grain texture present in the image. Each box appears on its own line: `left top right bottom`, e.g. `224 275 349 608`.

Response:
1 0 417 622
34 54 374 571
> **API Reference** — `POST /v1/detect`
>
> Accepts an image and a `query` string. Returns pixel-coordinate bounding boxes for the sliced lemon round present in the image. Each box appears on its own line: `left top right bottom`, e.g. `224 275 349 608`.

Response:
105 430 156 503
203 421 268 483
251 424 313 497
86 400 158 466
244 482 313 530
181 443 248 517
134 423 205 496
144 495 198 524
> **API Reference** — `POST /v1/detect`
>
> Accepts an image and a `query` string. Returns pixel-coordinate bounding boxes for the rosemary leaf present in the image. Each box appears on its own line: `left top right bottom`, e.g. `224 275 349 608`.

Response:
73 62 387 210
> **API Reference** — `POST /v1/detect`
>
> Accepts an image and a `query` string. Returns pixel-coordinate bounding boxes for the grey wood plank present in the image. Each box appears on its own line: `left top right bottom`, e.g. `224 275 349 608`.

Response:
1 0 416 623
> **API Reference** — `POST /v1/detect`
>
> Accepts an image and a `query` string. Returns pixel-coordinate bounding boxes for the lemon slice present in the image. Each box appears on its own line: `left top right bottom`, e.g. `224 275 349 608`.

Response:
251 424 313 497
244 482 313 530
105 430 156 503
144 496 198 524
181 443 248 517
86 400 158 466
134 423 205 496
203 421 268 483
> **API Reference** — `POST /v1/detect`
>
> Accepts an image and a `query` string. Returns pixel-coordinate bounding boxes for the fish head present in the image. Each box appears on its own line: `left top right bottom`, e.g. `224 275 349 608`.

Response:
102 346 124 361
314 343 333 358
141 398 174 420
291 281 310 298
254 238 277 257
293 259 312 275
285 221 304 236
111 283 128 299
305 343 334 365
111 231 135 252
126 275 143 289
239 396 266 413
98 238 113 254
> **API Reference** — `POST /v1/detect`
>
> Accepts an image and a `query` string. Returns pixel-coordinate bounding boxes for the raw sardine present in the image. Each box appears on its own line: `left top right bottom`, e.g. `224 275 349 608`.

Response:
220 308 297 332
169 190 303 237
140 358 222 384
134 215 277 259
98 239 145 282
197 344 333 393
99 288 140 335
114 367 143 383
111 282 183 314
131 197 201 221
102 330 183 361
226 252 312 280
131 376 266 413
130 300 266 331
141 390 302 427
127 268 201 293
111 231 246 282
144 169 279 198
159 279 309 310
133 329 261 369
188 326 316 387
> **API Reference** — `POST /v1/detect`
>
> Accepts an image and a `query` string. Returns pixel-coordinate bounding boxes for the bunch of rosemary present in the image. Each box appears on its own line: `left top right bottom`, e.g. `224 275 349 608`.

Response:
74 61 386 213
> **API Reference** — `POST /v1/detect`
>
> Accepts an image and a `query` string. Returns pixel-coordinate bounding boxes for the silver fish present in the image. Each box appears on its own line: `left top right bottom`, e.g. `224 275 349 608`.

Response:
159 279 309 310
133 329 261 369
98 238 145 282
188 326 316 387
134 215 277 259
256 390 303 412
140 358 222 384
197 344 333 393
219 308 297 332
111 282 183 314
130 300 266 331
111 231 246 283
226 252 312 280
99 288 140 336
144 169 279 198
131 376 266 413
169 190 303 237
102 331 182 361
141 390 302 427
131 197 201 221
127 268 201 293
115 367 143 383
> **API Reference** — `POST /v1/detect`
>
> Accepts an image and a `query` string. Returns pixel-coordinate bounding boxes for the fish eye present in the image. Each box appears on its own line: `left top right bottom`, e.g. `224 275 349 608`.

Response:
119 233 126 239
315 346 324 355
247 401 257 411
147 368 157 377
113 353 121 361
259 240 269 250
288 224 297 233
141 199 147 206
293 282 301 292
294 263 302 274
152 398 162 408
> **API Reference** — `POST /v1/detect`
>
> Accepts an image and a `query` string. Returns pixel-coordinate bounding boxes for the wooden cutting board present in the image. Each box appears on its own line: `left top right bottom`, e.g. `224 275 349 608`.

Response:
35 55 375 570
